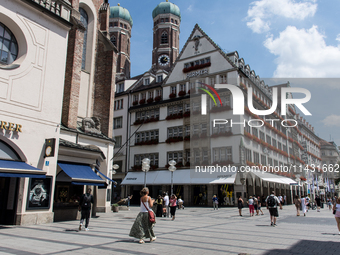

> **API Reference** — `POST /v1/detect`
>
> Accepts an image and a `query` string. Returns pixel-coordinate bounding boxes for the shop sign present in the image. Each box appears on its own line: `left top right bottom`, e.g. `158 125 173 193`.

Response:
0 120 22 132
186 68 208 79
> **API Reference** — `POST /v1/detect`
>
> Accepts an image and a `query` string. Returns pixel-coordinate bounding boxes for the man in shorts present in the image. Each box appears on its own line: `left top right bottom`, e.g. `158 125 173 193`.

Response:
265 191 282 227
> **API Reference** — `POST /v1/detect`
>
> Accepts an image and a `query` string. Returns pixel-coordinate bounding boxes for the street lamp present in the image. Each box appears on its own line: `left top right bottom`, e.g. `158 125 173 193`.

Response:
111 164 119 204
168 160 176 195
142 158 150 188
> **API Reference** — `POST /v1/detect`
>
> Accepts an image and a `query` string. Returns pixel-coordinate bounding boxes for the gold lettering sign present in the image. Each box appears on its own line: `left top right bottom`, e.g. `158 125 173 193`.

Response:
0 121 22 132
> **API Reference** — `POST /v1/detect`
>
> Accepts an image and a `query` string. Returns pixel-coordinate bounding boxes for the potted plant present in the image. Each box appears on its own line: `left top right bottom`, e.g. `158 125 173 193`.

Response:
112 203 119 212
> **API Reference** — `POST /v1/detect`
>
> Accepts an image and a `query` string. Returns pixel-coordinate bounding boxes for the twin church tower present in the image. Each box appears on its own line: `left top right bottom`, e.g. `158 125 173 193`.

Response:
109 0 181 79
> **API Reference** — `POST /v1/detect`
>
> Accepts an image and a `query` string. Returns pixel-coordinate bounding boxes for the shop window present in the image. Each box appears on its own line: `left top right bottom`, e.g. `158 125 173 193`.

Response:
0 22 18 65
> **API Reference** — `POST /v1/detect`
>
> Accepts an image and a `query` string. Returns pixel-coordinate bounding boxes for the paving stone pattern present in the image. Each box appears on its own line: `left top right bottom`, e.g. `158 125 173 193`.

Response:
0 205 339 255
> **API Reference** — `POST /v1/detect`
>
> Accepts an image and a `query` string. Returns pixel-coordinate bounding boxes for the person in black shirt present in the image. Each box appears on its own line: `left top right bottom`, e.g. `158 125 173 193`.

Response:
315 195 321 212
79 188 94 231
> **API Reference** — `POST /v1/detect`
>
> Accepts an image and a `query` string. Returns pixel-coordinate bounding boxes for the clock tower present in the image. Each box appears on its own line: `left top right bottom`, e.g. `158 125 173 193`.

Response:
152 0 181 71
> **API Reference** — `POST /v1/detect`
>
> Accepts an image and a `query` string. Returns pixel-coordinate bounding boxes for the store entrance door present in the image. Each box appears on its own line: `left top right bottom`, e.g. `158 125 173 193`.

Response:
0 177 17 225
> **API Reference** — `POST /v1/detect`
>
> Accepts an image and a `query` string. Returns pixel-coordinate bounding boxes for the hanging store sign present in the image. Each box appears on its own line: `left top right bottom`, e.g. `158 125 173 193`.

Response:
0 121 22 132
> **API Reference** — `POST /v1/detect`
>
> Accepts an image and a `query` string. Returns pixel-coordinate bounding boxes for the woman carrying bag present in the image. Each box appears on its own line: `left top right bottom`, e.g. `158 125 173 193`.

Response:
333 197 340 235
129 187 157 244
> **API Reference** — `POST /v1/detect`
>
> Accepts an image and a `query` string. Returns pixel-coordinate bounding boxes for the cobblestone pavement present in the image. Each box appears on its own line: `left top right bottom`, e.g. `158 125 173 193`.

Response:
0 205 339 255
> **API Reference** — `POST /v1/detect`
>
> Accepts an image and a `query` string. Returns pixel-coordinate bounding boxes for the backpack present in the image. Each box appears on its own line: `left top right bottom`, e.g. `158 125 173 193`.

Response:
267 195 276 207
82 194 91 208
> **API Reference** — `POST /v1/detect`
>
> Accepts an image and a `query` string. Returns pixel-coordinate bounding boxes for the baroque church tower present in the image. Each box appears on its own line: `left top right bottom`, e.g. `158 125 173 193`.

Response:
152 0 181 72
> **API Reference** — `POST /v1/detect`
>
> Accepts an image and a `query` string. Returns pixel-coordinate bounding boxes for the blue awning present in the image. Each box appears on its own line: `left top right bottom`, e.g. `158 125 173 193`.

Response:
71 182 105 187
0 159 46 178
58 163 105 185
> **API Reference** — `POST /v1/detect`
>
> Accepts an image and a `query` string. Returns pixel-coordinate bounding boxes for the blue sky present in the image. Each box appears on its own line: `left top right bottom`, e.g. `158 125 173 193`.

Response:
109 0 340 146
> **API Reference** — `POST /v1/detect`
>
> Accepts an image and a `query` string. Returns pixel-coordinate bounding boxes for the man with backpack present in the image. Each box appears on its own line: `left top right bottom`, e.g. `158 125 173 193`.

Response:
265 191 282 227
79 188 94 231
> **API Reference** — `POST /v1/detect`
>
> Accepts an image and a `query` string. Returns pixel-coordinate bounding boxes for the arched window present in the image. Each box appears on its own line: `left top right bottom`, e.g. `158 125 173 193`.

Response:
0 22 18 65
161 32 168 44
0 141 20 161
111 35 116 46
79 7 88 70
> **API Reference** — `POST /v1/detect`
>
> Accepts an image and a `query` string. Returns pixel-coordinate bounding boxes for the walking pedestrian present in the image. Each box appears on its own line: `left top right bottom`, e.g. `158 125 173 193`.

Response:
278 194 283 206
305 195 310 211
155 195 163 217
169 194 177 220
315 195 321 212
78 188 94 231
333 197 340 235
212 195 219 210
247 196 254 217
127 194 133 210
328 197 332 210
265 191 282 226
301 196 307 216
254 196 258 215
257 196 264 215
294 195 301 216
163 192 169 218
238 196 244 216
129 187 156 244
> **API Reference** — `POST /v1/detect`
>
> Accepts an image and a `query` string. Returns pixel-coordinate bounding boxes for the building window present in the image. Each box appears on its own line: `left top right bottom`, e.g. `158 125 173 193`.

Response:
194 150 200 164
0 23 18 65
144 78 150 85
167 126 183 138
113 117 122 129
180 84 186 92
114 136 122 147
185 125 190 136
213 147 233 163
272 139 277 148
253 152 260 164
114 99 123 110
171 86 177 94
124 24 127 29
117 83 124 93
109 22 113 27
161 32 168 44
79 8 88 70
148 91 153 99
134 153 159 167
252 127 258 138
259 131 265 141
140 93 146 99
168 151 183 164
261 154 267 165
133 95 138 102
202 148 209 163
220 74 227 84
175 20 178 24
245 148 252 162
171 18 174 23
114 22 118 27
167 105 183 116
136 109 159 120
186 150 190 164
156 89 162 97
266 135 271 145
120 23 123 28
157 75 163 83
135 130 159 144
110 35 116 46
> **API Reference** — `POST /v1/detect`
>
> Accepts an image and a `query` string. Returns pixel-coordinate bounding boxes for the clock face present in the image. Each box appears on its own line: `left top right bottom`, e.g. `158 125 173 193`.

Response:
158 55 169 66
45 146 52 157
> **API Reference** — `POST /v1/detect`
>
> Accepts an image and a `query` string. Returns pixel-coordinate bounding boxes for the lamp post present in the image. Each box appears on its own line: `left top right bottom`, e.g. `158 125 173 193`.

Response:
142 158 150 188
111 164 119 204
168 160 176 195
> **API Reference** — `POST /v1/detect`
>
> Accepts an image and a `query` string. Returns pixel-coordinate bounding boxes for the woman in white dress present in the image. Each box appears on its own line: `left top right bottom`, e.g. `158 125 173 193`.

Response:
129 187 156 244
301 196 307 216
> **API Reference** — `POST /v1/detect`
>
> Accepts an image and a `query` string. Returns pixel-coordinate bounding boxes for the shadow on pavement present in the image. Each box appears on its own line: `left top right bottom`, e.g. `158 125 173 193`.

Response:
263 240 340 255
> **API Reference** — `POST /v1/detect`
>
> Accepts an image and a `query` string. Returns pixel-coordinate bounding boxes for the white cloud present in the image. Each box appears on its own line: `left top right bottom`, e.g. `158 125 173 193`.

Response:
336 34 340 42
264 26 340 77
187 5 193 12
322 114 340 127
246 0 317 33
